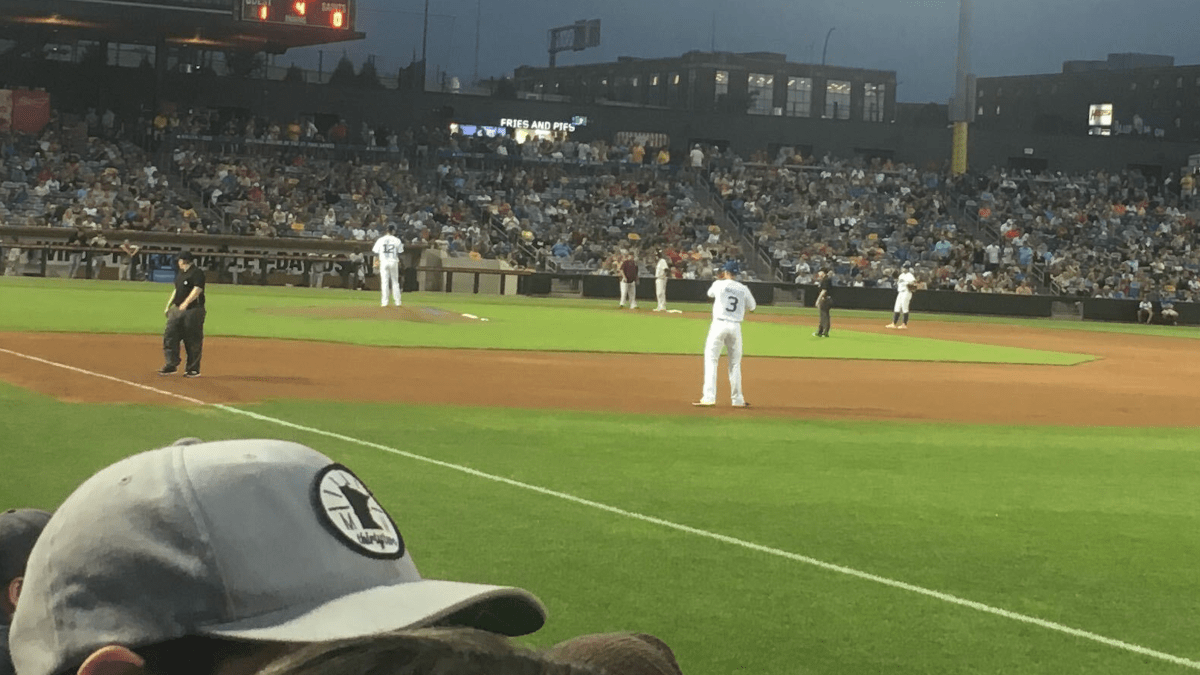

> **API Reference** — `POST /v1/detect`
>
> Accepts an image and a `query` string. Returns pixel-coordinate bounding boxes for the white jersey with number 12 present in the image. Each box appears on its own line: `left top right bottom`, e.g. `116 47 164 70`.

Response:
708 279 757 322
372 235 404 263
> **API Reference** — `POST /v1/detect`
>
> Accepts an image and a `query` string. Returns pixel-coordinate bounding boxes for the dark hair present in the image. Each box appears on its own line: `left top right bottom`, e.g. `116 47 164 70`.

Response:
136 637 271 675
256 628 599 675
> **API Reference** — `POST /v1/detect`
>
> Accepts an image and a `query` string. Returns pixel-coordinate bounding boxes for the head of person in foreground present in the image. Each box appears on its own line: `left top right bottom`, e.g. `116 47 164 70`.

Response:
10 438 546 675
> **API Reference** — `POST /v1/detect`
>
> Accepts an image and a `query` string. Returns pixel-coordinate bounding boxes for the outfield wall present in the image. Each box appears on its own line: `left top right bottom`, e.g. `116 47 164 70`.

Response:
526 273 1196 325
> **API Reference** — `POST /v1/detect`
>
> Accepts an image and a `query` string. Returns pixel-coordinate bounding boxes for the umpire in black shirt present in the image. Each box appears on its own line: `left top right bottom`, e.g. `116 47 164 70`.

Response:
158 251 206 377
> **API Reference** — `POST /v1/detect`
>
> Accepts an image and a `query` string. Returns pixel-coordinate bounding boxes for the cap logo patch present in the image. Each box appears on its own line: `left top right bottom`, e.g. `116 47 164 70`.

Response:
313 464 404 559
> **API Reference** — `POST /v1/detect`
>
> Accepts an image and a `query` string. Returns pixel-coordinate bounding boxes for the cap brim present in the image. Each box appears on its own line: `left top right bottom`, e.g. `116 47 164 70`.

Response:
201 579 545 641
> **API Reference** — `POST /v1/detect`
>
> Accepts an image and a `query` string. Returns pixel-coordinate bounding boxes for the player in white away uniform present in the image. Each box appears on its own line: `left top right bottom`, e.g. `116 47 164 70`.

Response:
653 250 670 311
372 225 404 307
886 262 916 329
695 261 756 408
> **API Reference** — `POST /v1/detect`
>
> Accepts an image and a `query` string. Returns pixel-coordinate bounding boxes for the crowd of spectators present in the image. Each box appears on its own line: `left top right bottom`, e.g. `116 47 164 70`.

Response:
4 106 1200 305
1 112 204 236
443 160 752 279
956 167 1200 303
711 153 1038 294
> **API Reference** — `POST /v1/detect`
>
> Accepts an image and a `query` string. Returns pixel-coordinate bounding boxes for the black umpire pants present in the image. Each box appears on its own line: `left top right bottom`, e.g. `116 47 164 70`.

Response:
163 306 206 373
818 297 832 336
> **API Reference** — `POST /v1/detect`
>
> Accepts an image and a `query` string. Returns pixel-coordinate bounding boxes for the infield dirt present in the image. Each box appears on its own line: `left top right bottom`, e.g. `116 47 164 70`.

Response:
0 316 1195 426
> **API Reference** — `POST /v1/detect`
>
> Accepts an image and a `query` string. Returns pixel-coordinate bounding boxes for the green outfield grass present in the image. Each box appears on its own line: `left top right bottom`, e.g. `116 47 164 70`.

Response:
3 278 1199 673
0 278 1092 365
1 382 1197 675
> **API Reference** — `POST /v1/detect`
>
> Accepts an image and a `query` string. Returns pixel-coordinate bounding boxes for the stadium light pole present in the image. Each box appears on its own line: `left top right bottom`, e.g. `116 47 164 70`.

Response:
821 27 835 65
949 0 973 176
421 0 430 89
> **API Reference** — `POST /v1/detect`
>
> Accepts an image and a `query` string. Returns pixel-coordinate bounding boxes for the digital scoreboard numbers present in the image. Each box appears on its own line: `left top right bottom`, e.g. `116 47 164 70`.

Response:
239 0 353 30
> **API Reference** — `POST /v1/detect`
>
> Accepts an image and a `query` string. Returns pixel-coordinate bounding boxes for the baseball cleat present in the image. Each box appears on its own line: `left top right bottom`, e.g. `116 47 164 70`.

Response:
898 325 908 330
184 371 201 378
732 402 751 408
885 323 897 329
157 367 177 376
692 401 715 407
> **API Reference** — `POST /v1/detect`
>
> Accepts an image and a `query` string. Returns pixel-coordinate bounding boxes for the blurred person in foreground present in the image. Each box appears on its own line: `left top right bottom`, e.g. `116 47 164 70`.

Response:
249 627 683 675
9 438 545 675
1 508 53 675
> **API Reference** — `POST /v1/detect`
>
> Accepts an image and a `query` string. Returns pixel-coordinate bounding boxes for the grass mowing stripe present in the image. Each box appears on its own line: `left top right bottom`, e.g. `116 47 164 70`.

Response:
2 347 1197 671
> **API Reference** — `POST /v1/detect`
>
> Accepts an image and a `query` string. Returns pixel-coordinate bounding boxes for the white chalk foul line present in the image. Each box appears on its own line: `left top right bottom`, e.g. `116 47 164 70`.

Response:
0 348 207 405
2 347 1198 671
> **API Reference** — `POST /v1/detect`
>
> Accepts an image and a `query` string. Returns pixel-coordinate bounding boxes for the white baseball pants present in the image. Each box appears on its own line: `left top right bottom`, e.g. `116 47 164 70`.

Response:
700 319 745 405
655 278 667 310
380 262 401 306
893 290 912 314
620 281 637 308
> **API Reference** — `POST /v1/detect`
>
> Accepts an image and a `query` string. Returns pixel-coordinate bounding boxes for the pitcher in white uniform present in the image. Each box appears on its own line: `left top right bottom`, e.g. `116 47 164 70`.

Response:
372 225 404 307
694 261 756 408
886 262 916 329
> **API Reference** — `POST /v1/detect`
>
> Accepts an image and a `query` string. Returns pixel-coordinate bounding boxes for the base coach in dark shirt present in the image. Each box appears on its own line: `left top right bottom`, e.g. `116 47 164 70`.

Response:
158 251 206 377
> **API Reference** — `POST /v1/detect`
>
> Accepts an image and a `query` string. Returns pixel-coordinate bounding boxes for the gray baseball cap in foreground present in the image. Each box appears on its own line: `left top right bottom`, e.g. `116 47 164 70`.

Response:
10 439 547 675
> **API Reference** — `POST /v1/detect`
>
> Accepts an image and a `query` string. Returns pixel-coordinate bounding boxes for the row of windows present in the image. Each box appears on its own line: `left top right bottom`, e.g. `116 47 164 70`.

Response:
725 71 885 121
980 75 1200 99
525 69 887 121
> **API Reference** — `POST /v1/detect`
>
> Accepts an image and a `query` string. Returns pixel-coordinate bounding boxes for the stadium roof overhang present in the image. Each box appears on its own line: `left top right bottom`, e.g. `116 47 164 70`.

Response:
0 0 364 53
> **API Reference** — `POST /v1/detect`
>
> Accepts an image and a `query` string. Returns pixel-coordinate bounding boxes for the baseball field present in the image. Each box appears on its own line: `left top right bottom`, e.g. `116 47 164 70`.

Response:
1 276 1198 674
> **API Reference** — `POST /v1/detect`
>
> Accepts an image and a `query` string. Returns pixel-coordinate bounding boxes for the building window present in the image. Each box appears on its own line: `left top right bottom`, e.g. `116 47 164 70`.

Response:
996 87 1003 97
649 73 663 105
667 71 681 106
863 83 885 122
825 80 851 119
786 77 811 117
1153 78 1160 88
977 88 985 98
1131 82 1137 90
714 70 729 102
977 105 984 117
748 73 774 115
995 105 1001 116
1178 77 1184 88
616 76 633 101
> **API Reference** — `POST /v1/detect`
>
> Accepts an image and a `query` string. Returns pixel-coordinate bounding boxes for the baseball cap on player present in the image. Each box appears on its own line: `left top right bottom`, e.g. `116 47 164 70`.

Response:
722 261 740 275
177 250 195 262
10 439 547 675
0 508 52 586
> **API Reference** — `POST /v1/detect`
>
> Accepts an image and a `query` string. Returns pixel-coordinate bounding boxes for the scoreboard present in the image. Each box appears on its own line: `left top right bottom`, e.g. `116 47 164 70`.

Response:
237 0 354 31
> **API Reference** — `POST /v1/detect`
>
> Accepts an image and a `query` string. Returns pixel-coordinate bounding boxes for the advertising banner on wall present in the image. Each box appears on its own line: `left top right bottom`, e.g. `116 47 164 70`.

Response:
11 90 51 134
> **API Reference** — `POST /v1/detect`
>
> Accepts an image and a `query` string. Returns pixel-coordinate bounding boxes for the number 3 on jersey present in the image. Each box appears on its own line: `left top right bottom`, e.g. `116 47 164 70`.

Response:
725 295 739 313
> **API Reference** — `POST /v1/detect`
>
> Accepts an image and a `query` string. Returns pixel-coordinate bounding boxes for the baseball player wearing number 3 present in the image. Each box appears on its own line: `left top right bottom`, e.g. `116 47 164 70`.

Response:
886 262 916 329
694 261 756 408
372 225 404 307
